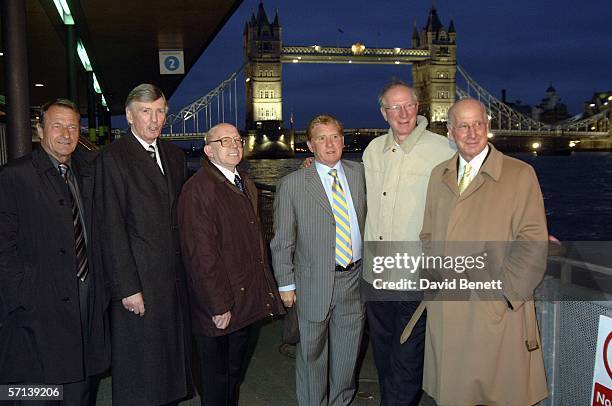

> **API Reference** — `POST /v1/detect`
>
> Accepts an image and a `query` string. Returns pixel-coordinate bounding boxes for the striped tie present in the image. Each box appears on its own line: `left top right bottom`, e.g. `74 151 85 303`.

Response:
58 164 89 281
329 169 352 267
148 144 156 161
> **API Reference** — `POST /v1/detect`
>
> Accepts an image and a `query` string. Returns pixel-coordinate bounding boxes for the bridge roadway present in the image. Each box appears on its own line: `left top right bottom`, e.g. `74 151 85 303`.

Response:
161 128 610 143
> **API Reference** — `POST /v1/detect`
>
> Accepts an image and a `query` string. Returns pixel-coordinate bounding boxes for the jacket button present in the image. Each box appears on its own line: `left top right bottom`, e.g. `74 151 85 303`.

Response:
266 303 270 307
58 199 65 205
240 287 245 292
171 225 178 230
250 220 255 224
392 148 396 152
62 297 70 302
382 192 387 196
59 249 66 254
175 250 180 255
379 236 383 240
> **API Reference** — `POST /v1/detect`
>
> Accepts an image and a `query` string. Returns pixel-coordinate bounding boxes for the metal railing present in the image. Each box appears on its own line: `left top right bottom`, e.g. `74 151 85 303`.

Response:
537 255 612 405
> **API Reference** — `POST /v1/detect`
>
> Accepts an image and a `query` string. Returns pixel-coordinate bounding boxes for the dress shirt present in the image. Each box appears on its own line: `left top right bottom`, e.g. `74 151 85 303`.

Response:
457 145 489 184
210 161 240 185
133 132 164 174
279 160 362 292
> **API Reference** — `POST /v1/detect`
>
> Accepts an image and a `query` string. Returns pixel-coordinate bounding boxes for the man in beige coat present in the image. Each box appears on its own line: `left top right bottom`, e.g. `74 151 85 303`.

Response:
409 98 548 405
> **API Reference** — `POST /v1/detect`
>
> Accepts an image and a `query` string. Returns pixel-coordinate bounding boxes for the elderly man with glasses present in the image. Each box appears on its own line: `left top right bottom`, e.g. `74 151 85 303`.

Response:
360 79 455 405
178 123 285 406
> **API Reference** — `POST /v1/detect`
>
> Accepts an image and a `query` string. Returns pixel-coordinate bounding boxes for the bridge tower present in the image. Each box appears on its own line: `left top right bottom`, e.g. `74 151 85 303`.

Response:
243 2 283 132
412 5 456 130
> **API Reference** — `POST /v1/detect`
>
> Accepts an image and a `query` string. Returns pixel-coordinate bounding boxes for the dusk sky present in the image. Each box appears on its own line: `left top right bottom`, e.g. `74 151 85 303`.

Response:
166 0 612 130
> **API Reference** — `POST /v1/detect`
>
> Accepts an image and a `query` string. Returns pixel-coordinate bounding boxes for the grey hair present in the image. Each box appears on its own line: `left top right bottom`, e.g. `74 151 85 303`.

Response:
378 78 419 107
39 99 79 126
125 83 168 113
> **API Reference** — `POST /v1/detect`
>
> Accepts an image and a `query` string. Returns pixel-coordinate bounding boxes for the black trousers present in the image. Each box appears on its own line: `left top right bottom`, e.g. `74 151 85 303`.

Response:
196 325 252 406
366 300 426 406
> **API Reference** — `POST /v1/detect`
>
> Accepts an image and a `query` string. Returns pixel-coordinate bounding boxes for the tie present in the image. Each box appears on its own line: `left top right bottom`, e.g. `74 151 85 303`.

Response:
458 163 473 195
234 174 245 193
329 169 352 267
58 164 89 281
147 144 156 161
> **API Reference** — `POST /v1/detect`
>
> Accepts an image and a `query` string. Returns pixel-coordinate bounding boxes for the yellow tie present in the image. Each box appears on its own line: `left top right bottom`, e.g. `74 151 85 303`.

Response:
329 169 352 267
458 163 473 195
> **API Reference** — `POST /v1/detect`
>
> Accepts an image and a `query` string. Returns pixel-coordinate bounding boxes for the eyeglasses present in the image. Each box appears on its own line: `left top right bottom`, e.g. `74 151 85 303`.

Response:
452 121 486 134
208 136 245 148
383 103 417 112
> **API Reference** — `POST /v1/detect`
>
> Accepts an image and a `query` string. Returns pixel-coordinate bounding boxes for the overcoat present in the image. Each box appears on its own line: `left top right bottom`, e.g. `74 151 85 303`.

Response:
96 131 191 405
178 160 284 336
0 146 110 384
418 144 548 406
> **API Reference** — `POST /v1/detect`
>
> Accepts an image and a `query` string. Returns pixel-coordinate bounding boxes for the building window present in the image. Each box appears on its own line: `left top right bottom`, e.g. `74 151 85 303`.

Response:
437 71 449 79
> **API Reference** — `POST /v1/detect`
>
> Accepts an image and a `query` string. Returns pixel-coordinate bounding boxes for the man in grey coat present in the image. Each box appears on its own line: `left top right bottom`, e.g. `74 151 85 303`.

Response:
271 114 366 406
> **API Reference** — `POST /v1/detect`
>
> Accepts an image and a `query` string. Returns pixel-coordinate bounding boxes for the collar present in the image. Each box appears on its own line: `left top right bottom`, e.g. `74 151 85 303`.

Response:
314 160 343 179
383 115 429 154
458 144 489 179
444 143 503 182
210 161 239 183
132 130 159 150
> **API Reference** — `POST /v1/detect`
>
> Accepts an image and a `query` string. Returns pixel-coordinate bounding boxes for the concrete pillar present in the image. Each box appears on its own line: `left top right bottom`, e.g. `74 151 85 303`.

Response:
87 72 97 143
66 25 78 106
1 0 32 160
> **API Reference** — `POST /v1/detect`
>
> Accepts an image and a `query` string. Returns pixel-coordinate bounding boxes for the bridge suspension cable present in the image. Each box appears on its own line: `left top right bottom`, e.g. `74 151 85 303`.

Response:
456 65 609 134
456 65 552 132
165 66 243 136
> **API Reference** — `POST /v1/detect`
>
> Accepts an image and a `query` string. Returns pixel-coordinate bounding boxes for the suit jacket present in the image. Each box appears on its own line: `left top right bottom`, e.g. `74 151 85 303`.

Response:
178 160 284 336
0 146 110 384
419 144 548 405
96 130 191 405
271 160 366 322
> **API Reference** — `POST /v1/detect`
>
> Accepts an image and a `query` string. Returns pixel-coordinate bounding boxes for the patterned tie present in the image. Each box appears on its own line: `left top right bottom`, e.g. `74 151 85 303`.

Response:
329 169 352 267
58 164 89 281
234 174 245 193
458 163 473 195
148 144 156 161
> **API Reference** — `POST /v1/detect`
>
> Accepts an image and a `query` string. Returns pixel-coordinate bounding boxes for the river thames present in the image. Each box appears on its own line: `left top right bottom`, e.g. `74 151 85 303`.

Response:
188 150 612 241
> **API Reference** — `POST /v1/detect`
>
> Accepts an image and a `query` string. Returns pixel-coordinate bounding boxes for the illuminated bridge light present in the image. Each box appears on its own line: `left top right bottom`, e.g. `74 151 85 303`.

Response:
532 142 541 150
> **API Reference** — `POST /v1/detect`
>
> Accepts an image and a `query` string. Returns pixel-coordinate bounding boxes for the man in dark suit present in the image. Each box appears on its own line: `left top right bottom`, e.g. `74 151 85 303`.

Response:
96 84 191 405
271 114 367 405
0 99 110 404
178 123 284 406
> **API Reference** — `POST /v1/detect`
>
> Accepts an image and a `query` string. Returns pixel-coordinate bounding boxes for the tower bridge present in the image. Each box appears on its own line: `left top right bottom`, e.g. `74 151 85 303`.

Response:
161 2 610 156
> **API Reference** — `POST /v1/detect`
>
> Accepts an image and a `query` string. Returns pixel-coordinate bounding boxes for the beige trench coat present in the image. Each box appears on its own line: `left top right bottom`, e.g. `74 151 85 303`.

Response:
416 144 548 406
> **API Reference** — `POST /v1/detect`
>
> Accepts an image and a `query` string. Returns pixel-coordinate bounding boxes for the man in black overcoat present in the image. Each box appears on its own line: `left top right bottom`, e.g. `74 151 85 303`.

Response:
0 99 110 405
96 84 191 405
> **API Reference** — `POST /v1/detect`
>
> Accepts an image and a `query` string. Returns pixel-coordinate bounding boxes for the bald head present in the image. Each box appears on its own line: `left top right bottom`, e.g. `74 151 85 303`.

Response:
204 123 244 171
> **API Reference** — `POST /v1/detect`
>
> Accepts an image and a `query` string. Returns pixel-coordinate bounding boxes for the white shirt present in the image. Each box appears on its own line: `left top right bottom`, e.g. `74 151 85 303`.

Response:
133 132 164 174
458 145 489 184
210 161 240 185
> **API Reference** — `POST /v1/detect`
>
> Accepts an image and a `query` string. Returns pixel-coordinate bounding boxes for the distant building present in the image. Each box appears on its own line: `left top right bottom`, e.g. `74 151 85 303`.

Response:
583 90 612 117
532 84 570 124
